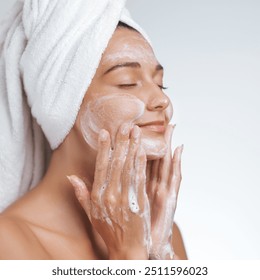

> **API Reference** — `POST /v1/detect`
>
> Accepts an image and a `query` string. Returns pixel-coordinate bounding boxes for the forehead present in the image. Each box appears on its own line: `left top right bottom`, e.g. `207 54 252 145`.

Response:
101 28 158 65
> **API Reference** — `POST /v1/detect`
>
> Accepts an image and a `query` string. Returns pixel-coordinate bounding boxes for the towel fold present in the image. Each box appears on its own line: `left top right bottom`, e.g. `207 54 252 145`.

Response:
0 0 149 212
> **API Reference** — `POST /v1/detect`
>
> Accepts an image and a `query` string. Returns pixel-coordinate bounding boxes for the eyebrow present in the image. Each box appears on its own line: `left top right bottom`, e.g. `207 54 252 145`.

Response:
104 62 141 75
103 62 164 75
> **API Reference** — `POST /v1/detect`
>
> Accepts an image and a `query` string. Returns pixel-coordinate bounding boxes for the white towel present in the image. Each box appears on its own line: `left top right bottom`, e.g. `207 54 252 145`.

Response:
0 0 149 212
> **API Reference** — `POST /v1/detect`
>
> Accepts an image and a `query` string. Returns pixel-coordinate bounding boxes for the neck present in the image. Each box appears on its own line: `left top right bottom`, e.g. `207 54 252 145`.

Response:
50 131 97 184
32 128 98 231
33 138 107 258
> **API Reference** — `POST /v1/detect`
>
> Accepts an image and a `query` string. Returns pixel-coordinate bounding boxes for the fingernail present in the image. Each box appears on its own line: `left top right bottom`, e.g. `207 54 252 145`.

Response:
67 175 83 187
67 175 84 197
99 129 108 141
165 124 175 143
178 144 184 160
67 175 74 185
170 124 176 135
67 175 78 187
120 123 130 135
132 125 140 139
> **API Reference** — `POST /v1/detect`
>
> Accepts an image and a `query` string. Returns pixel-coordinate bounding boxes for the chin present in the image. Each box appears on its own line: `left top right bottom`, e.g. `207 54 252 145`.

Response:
141 137 168 160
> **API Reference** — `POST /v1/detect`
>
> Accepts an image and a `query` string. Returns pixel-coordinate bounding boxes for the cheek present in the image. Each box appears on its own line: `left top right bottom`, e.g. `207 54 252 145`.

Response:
80 94 145 149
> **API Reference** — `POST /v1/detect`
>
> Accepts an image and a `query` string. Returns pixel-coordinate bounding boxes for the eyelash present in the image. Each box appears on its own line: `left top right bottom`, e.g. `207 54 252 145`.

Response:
118 84 168 90
158 85 168 90
118 84 137 88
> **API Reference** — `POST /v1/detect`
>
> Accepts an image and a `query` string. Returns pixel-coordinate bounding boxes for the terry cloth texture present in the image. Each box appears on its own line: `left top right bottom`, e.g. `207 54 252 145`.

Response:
0 0 149 211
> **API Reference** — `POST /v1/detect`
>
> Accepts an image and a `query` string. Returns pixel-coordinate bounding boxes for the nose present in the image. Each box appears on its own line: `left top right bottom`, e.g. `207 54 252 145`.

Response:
147 88 170 111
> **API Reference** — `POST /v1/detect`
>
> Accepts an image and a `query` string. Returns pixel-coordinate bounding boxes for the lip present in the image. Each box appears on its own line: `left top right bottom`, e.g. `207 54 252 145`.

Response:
138 121 166 133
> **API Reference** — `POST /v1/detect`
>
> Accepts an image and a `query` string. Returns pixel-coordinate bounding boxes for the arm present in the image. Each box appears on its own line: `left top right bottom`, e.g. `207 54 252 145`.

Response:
172 222 188 260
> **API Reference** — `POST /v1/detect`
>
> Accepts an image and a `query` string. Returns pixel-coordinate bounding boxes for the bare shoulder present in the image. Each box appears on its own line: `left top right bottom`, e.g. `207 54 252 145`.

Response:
172 222 188 260
0 214 50 259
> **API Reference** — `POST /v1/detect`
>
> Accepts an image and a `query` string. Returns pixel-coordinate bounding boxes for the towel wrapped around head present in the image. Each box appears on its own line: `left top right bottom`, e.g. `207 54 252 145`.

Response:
0 0 149 212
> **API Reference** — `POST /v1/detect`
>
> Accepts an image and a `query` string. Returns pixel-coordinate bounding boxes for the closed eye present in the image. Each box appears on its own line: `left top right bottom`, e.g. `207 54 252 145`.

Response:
118 84 168 90
118 83 137 88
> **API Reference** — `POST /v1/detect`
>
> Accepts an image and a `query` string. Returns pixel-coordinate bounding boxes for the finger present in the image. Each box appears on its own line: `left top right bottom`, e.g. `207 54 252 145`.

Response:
135 145 148 212
122 125 140 206
158 124 175 188
92 129 111 204
169 145 184 199
67 175 92 222
105 123 131 197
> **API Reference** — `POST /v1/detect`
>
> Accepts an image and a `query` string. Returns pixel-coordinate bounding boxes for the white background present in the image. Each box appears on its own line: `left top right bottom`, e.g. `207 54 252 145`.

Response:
1 0 260 259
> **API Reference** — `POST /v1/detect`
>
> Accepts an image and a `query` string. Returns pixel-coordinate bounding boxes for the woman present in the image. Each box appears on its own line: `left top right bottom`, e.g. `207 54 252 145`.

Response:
0 0 187 259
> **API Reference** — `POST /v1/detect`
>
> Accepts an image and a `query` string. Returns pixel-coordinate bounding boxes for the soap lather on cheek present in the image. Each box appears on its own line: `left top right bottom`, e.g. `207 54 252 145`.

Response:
80 93 145 150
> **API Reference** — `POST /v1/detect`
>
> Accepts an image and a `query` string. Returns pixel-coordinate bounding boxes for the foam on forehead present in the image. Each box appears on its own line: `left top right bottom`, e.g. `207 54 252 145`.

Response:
103 30 157 66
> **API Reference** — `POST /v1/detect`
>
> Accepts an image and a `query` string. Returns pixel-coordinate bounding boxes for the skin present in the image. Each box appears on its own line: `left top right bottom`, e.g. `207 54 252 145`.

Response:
0 27 187 260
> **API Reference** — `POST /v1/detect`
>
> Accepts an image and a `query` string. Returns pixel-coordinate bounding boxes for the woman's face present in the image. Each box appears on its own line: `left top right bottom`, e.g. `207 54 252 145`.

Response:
78 27 173 160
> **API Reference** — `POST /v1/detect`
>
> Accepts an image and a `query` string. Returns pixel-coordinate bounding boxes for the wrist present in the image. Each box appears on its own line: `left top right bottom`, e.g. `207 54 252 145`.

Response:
109 248 148 260
149 244 174 260
149 252 174 260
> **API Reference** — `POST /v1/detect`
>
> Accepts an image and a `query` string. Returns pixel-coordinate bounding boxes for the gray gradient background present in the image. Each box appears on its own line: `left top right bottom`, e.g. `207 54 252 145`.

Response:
1 0 259 259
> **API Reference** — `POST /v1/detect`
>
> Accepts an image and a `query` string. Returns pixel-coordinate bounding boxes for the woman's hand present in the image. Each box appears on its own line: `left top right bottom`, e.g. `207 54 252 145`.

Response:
68 124 151 259
146 125 183 260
